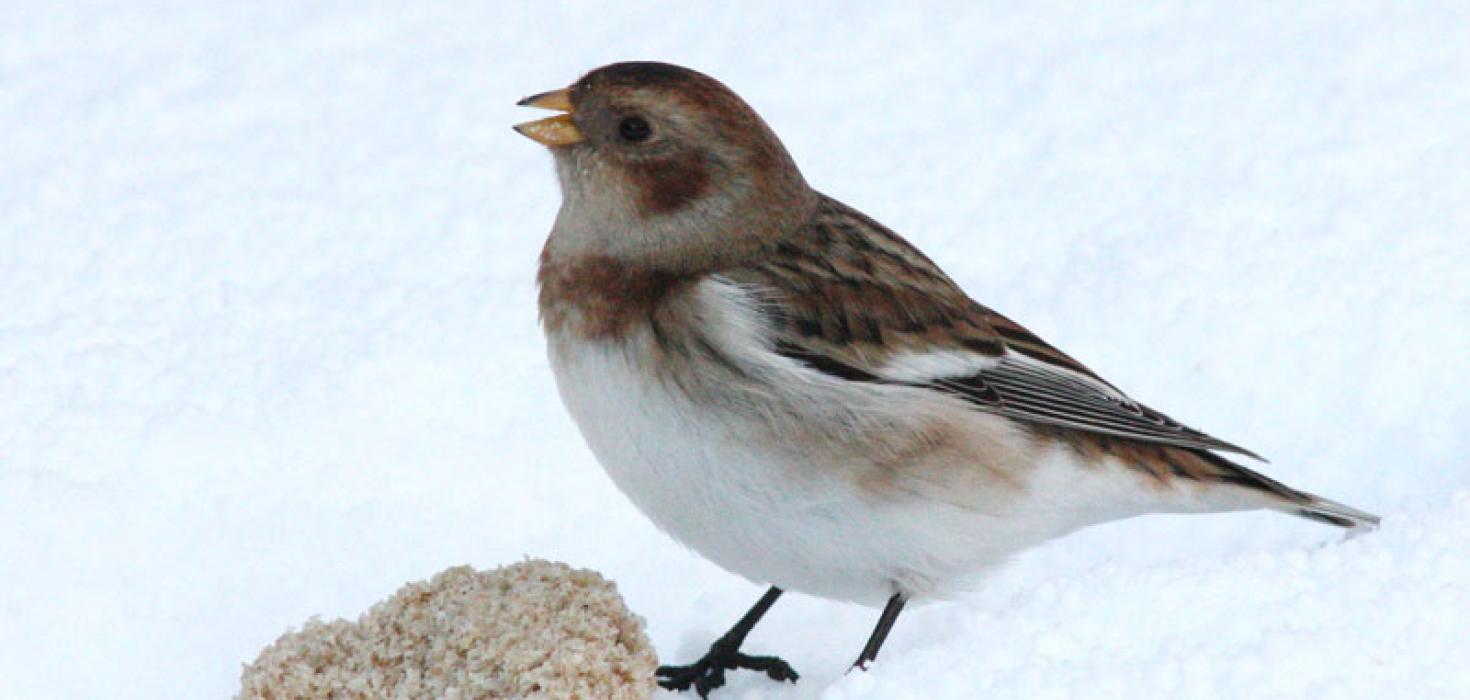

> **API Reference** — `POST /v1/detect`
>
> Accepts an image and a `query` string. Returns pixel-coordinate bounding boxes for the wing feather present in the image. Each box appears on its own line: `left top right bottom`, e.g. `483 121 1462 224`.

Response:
733 194 1264 461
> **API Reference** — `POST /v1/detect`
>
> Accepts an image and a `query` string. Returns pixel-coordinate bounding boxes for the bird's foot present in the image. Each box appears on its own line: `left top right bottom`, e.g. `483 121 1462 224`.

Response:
656 638 798 698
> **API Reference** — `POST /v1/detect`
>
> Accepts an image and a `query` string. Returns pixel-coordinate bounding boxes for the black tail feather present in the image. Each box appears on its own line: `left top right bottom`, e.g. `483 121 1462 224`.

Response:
1199 450 1380 530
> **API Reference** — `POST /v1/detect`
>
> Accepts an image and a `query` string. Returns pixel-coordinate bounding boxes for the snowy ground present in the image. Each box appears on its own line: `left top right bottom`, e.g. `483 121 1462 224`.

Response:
4 2 1468 698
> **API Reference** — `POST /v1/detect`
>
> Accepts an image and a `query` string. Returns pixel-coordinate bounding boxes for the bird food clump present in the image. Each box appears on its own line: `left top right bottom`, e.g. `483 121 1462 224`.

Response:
237 560 656 700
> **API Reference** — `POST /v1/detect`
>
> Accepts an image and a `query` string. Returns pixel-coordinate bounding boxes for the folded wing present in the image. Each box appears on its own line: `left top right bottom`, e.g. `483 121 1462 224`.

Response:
727 194 1262 461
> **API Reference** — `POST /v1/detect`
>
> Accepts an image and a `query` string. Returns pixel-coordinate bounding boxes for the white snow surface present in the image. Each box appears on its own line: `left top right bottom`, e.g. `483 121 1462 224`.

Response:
3 2 1469 698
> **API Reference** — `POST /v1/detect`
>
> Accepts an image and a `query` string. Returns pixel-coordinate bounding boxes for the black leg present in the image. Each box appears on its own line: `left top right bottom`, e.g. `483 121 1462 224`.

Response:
852 593 907 670
657 586 799 697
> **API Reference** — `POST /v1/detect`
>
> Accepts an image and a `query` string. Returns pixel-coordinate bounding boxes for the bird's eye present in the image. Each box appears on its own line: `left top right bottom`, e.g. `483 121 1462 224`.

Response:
618 116 652 142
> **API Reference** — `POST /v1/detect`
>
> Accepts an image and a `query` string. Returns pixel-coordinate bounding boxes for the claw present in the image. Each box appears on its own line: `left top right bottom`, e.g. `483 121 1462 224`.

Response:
656 649 799 696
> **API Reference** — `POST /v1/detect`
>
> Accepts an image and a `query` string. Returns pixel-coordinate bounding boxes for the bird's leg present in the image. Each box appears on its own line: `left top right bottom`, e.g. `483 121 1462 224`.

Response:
851 592 907 671
656 586 799 697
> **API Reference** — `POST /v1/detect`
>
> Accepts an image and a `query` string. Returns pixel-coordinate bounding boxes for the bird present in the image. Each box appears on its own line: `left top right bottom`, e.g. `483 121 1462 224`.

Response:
514 61 1378 697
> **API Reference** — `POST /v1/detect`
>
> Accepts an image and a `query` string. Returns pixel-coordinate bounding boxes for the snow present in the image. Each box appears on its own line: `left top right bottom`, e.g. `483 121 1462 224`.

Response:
3 2 1468 698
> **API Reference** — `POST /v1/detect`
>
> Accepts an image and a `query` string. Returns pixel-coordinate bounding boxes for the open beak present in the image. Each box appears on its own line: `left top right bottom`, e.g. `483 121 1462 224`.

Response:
514 88 584 147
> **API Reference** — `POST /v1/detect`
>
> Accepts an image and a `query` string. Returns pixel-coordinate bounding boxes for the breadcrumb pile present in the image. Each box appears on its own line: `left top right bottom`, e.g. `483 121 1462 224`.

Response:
237 560 656 700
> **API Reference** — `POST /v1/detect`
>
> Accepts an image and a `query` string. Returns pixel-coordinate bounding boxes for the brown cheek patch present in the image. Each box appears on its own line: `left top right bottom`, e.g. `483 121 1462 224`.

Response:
628 152 711 215
538 250 690 340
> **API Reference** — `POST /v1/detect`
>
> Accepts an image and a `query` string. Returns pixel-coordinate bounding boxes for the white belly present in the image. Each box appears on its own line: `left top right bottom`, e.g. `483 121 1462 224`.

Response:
546 329 1120 605
551 333 862 600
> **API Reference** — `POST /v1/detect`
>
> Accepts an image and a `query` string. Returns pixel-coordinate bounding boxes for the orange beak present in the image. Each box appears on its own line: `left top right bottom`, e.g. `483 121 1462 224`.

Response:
514 88 584 147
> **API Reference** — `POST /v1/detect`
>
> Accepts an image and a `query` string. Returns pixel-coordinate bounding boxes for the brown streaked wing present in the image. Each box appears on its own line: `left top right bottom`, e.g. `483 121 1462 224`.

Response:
727 194 1263 461
722 195 1008 371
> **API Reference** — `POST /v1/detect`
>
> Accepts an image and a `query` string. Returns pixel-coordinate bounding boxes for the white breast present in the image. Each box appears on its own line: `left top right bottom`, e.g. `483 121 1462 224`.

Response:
544 279 1170 605
547 330 898 602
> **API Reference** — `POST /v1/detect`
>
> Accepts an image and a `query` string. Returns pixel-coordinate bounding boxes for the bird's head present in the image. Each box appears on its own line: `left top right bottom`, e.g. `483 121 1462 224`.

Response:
516 62 816 272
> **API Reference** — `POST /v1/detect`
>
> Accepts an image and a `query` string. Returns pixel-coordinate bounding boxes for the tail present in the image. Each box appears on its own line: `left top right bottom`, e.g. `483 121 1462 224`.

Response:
1280 490 1381 530
1197 451 1381 530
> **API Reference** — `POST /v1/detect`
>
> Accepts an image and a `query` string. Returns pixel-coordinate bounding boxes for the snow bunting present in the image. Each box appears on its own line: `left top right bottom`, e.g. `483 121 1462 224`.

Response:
515 61 1378 697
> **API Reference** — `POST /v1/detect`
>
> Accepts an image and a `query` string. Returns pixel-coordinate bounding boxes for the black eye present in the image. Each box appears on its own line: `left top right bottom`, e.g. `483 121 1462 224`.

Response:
618 116 652 142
